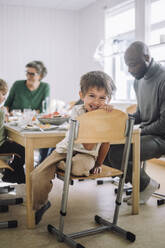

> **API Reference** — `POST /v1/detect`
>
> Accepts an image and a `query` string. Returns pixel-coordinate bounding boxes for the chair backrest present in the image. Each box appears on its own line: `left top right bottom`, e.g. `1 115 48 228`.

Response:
126 104 137 114
62 108 134 180
75 109 128 144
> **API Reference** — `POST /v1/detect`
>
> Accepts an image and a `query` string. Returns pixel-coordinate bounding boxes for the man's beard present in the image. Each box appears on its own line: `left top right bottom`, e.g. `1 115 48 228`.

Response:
133 63 148 80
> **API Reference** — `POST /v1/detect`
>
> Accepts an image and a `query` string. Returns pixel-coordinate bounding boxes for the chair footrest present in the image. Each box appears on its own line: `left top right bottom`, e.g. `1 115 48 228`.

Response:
47 215 136 248
114 187 132 194
94 215 135 242
0 220 17 229
0 197 23 206
0 185 15 194
0 205 9 212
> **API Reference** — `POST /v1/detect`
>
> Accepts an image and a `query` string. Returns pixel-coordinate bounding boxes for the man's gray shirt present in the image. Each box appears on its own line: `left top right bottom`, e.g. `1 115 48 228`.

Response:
133 58 165 138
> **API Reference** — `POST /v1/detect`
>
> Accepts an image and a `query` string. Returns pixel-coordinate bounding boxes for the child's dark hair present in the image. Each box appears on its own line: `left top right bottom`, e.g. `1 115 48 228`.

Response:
0 79 8 94
80 71 116 98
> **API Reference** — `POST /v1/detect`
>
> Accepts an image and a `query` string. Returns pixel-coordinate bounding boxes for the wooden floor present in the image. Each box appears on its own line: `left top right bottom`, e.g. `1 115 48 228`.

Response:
0 161 165 248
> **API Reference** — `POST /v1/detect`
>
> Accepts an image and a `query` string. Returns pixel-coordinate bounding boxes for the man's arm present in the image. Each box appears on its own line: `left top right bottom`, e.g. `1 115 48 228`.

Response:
131 107 141 124
141 82 165 136
132 80 141 124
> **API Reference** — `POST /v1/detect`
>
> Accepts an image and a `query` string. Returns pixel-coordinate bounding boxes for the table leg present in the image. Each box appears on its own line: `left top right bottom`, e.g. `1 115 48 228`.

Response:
25 138 35 228
132 132 140 214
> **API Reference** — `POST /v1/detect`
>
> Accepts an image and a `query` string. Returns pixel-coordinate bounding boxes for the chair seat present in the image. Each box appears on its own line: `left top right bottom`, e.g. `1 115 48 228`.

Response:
56 164 123 180
0 160 14 171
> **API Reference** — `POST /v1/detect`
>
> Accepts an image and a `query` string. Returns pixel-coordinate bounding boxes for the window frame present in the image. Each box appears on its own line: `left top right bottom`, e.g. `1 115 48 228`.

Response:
104 1 136 102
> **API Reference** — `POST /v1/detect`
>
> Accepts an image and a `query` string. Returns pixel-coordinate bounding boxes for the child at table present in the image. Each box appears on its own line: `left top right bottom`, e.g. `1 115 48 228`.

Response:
0 79 25 184
31 71 116 224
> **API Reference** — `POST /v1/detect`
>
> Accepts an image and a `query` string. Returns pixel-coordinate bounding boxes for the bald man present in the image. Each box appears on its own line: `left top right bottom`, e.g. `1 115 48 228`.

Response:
105 41 165 205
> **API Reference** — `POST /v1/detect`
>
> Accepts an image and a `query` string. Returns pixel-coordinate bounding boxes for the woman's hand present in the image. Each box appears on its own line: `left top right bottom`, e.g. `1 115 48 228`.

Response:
99 104 114 112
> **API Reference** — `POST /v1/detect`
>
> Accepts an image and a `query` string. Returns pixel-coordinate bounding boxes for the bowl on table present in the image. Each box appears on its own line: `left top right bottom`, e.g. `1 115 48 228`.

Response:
38 114 70 126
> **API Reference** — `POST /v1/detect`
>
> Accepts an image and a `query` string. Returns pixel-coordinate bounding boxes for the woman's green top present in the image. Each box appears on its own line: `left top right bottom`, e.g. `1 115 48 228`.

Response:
4 80 50 113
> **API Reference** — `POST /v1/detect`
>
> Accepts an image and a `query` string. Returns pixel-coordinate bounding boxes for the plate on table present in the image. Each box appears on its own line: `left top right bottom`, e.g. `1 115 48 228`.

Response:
22 124 58 131
8 116 19 122
38 116 70 125
8 120 20 126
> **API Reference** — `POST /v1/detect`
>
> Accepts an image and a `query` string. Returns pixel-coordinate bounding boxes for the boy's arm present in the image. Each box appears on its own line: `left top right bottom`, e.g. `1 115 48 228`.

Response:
90 142 110 174
82 143 96 150
4 82 16 111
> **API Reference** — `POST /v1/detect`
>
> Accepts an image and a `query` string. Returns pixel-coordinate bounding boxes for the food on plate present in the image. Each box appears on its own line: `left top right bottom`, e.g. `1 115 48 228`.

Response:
32 116 37 121
38 123 51 129
8 116 19 122
26 123 51 129
41 111 61 119
40 111 69 119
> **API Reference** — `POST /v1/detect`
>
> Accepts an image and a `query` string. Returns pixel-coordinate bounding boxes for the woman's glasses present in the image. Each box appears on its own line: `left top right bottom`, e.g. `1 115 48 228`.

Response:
26 71 38 76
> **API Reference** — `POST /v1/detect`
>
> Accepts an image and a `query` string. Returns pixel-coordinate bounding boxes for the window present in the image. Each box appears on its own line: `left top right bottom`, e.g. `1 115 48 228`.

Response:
95 0 165 102
105 7 135 38
104 1 136 102
151 0 165 25
150 0 165 63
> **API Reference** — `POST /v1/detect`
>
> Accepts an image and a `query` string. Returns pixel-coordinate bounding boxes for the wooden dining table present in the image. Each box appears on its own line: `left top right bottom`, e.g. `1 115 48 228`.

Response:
5 124 65 229
5 124 140 229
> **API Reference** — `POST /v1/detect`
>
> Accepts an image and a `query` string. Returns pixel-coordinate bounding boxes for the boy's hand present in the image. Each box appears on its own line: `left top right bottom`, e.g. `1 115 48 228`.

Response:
90 163 102 174
100 104 113 112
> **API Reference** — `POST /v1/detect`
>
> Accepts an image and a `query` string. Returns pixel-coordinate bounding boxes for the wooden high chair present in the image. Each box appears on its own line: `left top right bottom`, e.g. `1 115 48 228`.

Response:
47 109 136 247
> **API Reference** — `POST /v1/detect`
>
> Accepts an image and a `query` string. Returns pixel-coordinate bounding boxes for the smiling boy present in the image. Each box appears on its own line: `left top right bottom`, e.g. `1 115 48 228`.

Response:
31 71 116 224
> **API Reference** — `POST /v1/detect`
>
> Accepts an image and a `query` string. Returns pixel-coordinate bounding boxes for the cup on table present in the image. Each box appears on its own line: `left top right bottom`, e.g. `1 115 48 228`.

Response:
11 109 22 121
42 97 50 113
12 109 22 116
23 109 35 125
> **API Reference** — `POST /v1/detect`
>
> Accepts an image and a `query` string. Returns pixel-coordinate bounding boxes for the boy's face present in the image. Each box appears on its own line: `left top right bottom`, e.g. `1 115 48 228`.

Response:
79 87 109 112
0 90 7 104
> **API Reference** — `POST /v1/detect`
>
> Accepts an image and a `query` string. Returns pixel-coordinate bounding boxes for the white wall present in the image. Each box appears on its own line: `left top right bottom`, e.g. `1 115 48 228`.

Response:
78 0 127 76
0 0 131 105
0 5 80 103
78 2 104 76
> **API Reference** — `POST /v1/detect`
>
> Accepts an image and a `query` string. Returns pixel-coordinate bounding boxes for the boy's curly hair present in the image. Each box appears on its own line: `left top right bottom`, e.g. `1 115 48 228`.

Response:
0 79 8 94
80 71 116 98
